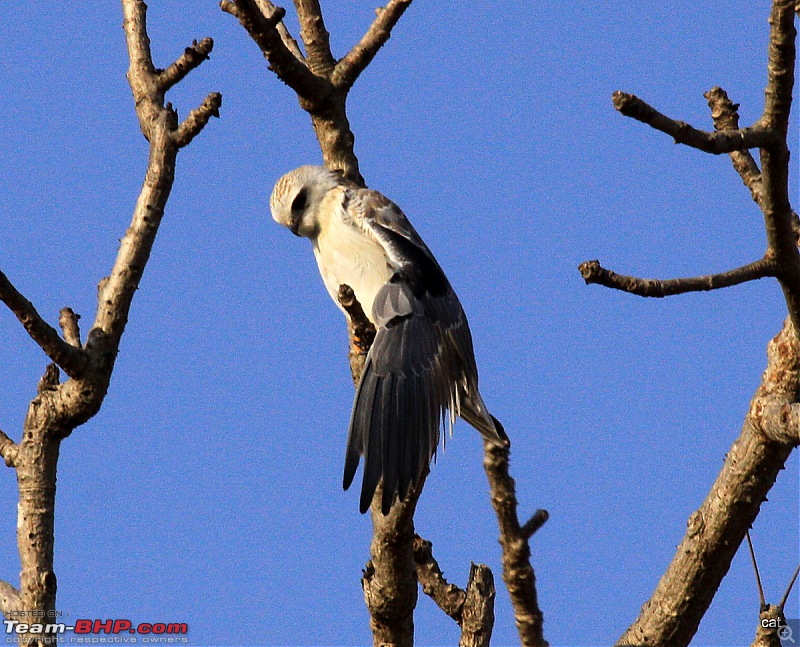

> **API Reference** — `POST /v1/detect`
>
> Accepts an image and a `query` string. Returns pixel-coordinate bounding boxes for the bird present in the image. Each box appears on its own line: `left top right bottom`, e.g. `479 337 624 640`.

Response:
270 165 507 514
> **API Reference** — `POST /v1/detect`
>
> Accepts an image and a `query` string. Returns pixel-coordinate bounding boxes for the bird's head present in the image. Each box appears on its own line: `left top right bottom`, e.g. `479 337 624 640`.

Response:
270 165 342 239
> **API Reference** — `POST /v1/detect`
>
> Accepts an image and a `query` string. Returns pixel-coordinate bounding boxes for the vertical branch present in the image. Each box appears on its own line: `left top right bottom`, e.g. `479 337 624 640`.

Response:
483 437 547 647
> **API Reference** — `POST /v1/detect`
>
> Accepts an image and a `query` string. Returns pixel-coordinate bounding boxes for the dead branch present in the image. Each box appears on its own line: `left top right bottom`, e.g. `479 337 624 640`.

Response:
158 38 214 92
581 3 799 646
0 430 18 468
0 581 20 618
413 535 467 620
332 0 413 91
578 257 777 298
705 87 764 205
58 308 82 348
0 271 89 379
0 1 219 638
413 536 495 647
223 0 412 184
483 431 548 647
618 319 800 646
460 563 496 647
611 91 779 153
362 482 423 647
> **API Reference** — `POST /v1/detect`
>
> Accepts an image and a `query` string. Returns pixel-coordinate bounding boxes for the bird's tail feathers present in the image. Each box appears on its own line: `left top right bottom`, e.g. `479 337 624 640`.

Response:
460 391 508 445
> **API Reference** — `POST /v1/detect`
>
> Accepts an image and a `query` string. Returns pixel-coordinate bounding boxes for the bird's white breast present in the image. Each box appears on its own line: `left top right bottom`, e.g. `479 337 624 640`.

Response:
312 188 393 322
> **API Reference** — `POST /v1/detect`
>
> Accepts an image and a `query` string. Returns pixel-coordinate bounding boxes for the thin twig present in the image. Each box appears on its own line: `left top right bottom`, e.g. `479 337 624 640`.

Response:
0 270 89 379
746 530 767 608
332 0 413 90
578 257 776 298
521 509 549 541
612 91 779 154
779 563 800 609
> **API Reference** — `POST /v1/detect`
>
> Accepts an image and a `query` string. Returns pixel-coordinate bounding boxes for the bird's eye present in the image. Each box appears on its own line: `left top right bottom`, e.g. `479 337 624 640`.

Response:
291 189 308 213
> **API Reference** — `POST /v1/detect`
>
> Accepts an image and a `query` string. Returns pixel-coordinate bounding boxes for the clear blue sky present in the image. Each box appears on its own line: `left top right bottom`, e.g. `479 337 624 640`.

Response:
0 2 797 646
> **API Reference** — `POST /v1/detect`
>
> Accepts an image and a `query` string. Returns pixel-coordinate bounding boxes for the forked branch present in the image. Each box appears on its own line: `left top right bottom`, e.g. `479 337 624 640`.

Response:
222 0 413 183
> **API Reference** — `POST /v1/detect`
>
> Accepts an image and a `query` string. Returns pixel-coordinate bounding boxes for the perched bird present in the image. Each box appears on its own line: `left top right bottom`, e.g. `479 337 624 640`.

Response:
270 165 506 514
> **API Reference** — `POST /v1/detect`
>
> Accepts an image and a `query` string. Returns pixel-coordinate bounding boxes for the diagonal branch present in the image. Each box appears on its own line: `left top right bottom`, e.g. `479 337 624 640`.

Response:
0 429 18 468
0 270 89 379
221 0 328 101
413 535 467 620
0 581 21 618
612 91 779 154
705 87 764 205
158 38 214 93
618 319 800 646
332 0 413 90
578 257 777 298
93 0 219 353
174 92 223 148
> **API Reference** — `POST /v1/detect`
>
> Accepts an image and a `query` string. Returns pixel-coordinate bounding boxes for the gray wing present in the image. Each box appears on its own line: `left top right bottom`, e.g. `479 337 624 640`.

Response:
342 189 504 514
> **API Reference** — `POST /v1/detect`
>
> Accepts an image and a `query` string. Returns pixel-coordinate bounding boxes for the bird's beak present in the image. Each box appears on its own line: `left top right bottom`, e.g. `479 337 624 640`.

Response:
288 217 301 237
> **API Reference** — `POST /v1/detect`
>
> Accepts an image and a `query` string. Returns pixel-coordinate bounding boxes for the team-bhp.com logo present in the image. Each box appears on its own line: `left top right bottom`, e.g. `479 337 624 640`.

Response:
4 619 188 643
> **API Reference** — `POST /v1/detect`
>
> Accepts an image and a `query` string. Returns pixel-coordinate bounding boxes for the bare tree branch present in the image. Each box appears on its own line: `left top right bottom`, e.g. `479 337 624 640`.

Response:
578 257 777 298
705 87 764 205
174 92 223 148
223 0 413 184
0 3 220 640
763 0 797 132
0 430 18 468
220 0 328 101
332 0 413 90
758 0 800 330
363 480 425 647
612 91 779 154
413 535 466 620
413 536 495 647
483 431 547 647
460 563 495 647
338 284 376 385
618 320 800 646
58 307 82 348
0 271 90 379
0 580 20 618
92 0 219 353
520 509 549 541
158 38 214 92
292 0 335 75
